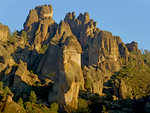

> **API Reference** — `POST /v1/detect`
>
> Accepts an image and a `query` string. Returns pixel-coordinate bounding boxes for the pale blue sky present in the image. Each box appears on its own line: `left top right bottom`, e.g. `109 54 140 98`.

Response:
0 0 150 50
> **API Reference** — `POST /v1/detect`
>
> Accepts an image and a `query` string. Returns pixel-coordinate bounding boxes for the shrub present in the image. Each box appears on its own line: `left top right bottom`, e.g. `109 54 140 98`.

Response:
50 103 59 113
29 91 37 103
40 44 49 53
4 86 11 94
21 30 28 42
0 81 4 91
77 98 90 113
18 98 24 107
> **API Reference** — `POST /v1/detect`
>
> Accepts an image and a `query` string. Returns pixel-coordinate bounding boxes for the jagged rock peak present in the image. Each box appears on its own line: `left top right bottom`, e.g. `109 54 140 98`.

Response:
29 4 53 20
35 5 53 19
77 12 90 24
126 41 139 52
64 12 91 25
24 4 54 30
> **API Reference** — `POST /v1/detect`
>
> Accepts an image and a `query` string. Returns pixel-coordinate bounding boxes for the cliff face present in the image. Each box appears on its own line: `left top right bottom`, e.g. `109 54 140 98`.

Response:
0 4 149 111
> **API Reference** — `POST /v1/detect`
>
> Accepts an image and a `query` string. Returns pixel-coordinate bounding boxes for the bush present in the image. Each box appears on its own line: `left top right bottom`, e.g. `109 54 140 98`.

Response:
77 98 90 113
18 98 24 107
4 86 11 94
50 103 59 113
40 44 49 53
29 91 37 103
0 81 4 91
21 30 28 42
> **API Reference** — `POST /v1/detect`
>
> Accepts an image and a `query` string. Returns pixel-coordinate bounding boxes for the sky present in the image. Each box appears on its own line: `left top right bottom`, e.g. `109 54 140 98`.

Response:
0 0 150 50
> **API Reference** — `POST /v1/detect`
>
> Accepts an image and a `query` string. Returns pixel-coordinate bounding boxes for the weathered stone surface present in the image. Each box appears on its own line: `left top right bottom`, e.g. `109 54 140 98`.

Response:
83 65 104 95
48 35 84 109
13 60 40 94
0 45 16 72
0 23 9 42
24 5 57 51
51 20 73 44
36 44 60 81
89 31 121 72
0 92 24 113
119 79 132 99
64 12 82 37
65 12 99 47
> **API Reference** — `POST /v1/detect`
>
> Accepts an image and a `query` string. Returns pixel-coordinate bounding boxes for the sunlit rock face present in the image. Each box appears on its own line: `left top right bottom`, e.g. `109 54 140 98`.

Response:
24 5 57 52
89 31 122 72
0 23 9 42
48 35 84 109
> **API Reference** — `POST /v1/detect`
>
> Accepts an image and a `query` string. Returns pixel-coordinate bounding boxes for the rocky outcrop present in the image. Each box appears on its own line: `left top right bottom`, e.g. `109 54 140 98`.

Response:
35 20 73 80
24 5 57 51
89 31 122 72
0 92 24 113
0 23 9 42
13 60 40 95
0 4 147 112
0 45 16 72
83 65 104 95
48 35 84 109
64 12 100 47
113 79 132 99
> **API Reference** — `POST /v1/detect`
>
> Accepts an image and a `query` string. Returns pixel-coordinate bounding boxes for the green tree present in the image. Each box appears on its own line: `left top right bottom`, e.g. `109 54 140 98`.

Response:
21 30 27 41
77 98 90 113
102 105 106 113
18 98 24 107
4 86 11 94
0 81 4 91
50 103 59 113
29 91 37 103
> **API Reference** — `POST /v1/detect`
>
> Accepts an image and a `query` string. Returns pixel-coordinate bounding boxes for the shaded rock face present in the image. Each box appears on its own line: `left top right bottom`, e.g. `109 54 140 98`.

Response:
48 35 84 109
13 60 40 95
0 23 9 42
36 20 73 80
24 5 57 51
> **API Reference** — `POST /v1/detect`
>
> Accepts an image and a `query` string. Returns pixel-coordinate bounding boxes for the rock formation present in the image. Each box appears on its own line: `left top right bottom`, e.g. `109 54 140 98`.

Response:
24 5 57 51
89 31 122 72
83 65 104 95
48 35 84 109
0 4 149 112
0 23 9 42
13 60 40 95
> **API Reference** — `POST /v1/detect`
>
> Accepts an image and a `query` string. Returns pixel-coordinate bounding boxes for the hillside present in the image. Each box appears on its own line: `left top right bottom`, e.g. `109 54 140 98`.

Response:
0 4 150 113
